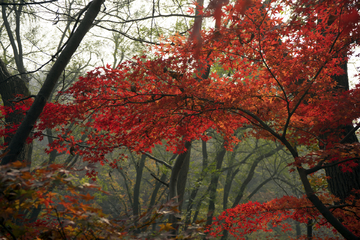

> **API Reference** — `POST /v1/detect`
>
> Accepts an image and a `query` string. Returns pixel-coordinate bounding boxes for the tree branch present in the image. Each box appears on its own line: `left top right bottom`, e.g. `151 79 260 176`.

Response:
9 95 36 102
306 157 360 175
340 125 360 144
141 151 172 169
150 173 169 187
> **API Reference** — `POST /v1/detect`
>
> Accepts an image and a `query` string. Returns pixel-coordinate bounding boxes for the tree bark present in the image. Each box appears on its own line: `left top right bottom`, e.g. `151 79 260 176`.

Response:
324 61 360 201
0 58 31 165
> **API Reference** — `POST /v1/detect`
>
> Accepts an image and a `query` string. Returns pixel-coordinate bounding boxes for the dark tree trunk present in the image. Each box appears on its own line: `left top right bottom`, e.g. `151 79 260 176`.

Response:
168 141 192 234
325 61 360 201
0 58 31 165
177 148 190 212
307 219 313 239
295 220 301 238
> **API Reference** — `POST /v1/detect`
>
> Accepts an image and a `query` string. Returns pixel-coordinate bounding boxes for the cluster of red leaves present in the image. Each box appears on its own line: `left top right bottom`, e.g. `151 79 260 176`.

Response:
292 143 360 173
0 95 33 145
207 197 311 239
207 193 360 239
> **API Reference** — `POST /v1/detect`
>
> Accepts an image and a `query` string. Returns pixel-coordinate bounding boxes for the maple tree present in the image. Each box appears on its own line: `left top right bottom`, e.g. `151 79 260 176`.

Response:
1 0 360 238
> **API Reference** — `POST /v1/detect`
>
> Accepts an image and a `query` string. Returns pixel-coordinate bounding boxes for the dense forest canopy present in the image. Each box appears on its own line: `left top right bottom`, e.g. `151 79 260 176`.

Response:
1 0 360 239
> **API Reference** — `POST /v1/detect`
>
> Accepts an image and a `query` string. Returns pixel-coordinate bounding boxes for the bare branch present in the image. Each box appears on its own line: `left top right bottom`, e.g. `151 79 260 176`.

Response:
150 173 169 187
9 95 36 102
0 0 57 6
306 157 360 175
340 124 360 144
141 151 172 169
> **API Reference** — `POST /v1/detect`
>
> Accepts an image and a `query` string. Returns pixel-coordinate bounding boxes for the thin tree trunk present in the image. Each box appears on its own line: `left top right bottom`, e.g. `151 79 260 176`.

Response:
168 141 192 234
148 173 167 231
1 2 28 83
205 145 226 226
169 142 192 203
295 220 301 238
192 187 209 223
185 140 208 225
133 155 146 217
148 173 167 209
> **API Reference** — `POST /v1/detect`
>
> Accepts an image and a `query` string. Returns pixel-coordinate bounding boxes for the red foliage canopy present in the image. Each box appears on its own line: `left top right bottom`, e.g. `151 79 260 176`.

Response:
29 0 360 166
1 0 360 237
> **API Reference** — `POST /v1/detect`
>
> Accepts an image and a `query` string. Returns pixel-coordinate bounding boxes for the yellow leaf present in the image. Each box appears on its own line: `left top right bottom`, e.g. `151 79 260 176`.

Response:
22 171 33 180
159 223 175 232
5 207 14 214
12 161 26 168
80 193 95 201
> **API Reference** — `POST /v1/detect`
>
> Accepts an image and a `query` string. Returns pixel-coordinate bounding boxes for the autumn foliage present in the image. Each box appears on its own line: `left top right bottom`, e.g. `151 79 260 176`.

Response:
1 0 360 238
0 160 204 239
0 161 114 239
208 193 360 239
